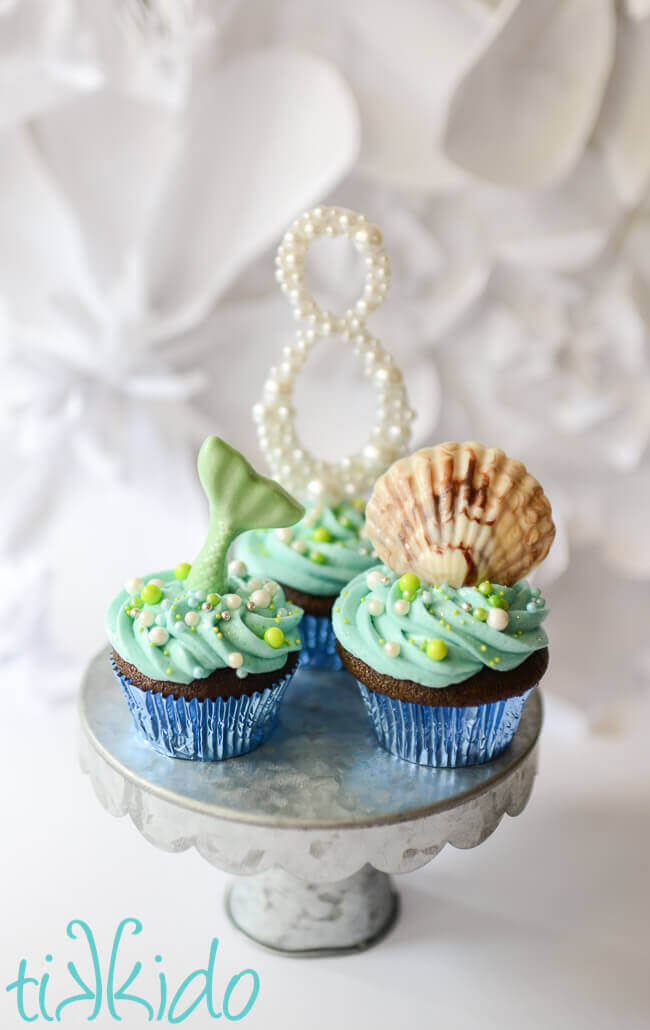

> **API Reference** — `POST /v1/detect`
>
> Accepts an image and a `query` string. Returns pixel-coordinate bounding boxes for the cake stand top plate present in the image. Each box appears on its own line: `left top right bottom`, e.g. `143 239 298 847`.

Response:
80 648 542 831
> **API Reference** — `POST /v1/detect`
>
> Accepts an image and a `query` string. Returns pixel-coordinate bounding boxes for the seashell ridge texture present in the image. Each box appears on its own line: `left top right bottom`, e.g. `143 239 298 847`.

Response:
365 442 555 588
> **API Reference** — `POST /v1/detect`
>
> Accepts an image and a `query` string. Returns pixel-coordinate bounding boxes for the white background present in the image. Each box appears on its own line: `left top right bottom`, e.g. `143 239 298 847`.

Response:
2 2 650 1027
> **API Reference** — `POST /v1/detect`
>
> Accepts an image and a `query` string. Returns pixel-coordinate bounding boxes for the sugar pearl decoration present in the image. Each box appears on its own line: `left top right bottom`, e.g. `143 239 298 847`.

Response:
257 206 412 502
366 570 384 589
368 599 384 616
394 599 410 616
225 594 242 610
276 528 292 543
148 578 165 588
291 540 307 554
384 641 400 658
250 588 271 608
264 580 279 595
138 609 155 628
126 577 144 594
227 652 244 669
487 608 509 631
228 559 247 577
149 627 169 646
184 611 200 627
421 591 433 604
248 578 262 591
461 601 472 611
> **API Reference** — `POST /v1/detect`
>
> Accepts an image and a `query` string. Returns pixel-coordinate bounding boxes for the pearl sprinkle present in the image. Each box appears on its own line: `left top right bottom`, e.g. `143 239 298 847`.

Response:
257 206 412 502
228 559 247 577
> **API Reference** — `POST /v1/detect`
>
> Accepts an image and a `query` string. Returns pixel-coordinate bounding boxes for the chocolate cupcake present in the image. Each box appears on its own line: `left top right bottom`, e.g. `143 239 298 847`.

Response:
106 436 305 760
237 499 377 669
333 442 555 767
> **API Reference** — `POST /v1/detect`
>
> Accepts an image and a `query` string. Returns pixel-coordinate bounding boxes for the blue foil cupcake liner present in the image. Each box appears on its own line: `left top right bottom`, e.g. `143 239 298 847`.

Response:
298 614 341 670
357 683 532 767
110 658 294 761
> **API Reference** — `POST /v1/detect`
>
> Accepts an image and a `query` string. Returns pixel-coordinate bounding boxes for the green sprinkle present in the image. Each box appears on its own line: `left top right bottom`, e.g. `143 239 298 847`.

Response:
478 580 492 597
399 573 420 596
427 639 447 661
141 583 162 605
312 527 332 543
309 551 326 564
166 667 173 675
175 562 191 580
488 594 508 609
264 626 285 649
473 607 488 622
480 644 487 652
207 593 220 606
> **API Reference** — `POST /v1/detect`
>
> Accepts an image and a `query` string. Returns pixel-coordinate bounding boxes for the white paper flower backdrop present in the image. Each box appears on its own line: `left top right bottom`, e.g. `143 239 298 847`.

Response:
2 0 649 713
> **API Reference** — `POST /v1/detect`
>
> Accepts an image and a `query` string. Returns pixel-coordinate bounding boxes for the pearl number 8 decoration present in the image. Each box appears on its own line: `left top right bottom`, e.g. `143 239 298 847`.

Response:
253 206 413 503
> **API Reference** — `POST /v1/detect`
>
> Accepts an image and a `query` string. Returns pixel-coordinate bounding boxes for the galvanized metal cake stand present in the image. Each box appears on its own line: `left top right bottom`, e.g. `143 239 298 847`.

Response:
79 648 542 957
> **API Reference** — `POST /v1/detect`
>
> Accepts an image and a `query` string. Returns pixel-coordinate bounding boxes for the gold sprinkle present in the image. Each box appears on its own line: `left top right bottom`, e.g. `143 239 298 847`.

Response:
342 590 348 597
378 637 385 644
453 609 459 615
335 607 341 613
295 638 300 645
494 657 500 663
213 627 219 632
171 604 177 611
166 667 172 674
460 619 466 625
163 649 169 656
489 660 495 666
361 597 366 603
217 632 223 638
139 627 144 633
343 618 349 625
446 624 451 631
439 618 444 626
480 645 487 652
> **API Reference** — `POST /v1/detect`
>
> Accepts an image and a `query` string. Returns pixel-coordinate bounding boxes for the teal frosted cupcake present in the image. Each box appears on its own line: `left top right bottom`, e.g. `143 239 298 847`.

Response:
238 499 378 669
333 442 555 767
106 437 305 760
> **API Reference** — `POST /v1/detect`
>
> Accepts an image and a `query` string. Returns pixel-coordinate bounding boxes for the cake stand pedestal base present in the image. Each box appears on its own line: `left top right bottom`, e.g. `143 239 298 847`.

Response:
226 865 398 956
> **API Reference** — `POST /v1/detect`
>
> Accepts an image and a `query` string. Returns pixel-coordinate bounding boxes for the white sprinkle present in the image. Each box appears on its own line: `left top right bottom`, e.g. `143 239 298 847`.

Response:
228 559 247 577
394 599 410 616
225 594 242 610
264 580 280 595
291 540 307 554
138 609 155 628
126 577 144 594
366 570 384 589
149 626 169 646
184 610 200 626
276 527 292 543
247 578 262 591
227 652 244 669
421 591 433 604
368 600 384 617
148 578 165 588
250 588 271 608
235 668 249 679
487 608 509 631
384 641 400 658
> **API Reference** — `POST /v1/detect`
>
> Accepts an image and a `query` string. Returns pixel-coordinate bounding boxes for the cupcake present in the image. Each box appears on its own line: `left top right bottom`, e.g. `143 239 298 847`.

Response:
106 436 305 761
237 499 378 668
245 204 414 666
333 442 555 767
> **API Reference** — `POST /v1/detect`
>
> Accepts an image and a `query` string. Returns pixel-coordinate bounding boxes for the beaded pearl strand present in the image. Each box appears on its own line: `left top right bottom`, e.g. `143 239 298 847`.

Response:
253 206 413 503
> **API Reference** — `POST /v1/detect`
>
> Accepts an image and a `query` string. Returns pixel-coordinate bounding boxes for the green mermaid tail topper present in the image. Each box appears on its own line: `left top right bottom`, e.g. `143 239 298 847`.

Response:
186 436 304 594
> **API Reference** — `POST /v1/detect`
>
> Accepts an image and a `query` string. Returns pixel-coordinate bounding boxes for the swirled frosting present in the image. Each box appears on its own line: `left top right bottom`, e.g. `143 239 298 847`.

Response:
237 501 378 597
332 568 548 689
106 568 302 684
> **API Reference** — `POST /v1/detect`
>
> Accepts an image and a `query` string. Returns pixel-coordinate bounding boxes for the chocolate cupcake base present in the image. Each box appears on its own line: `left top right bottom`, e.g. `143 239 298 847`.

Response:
337 644 547 768
110 651 298 761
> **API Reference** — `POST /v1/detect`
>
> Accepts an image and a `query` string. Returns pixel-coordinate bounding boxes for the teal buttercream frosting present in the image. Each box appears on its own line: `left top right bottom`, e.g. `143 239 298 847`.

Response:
237 500 378 597
332 568 548 689
107 568 303 684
